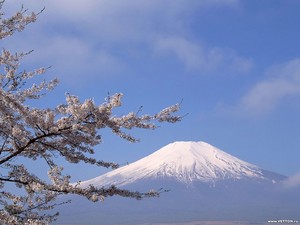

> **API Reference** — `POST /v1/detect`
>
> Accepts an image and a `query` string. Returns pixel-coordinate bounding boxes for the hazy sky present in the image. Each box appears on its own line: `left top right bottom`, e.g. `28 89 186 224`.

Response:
3 0 300 180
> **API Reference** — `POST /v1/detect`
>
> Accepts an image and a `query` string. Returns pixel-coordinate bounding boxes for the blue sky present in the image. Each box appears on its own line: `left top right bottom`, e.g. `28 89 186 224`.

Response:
3 0 300 181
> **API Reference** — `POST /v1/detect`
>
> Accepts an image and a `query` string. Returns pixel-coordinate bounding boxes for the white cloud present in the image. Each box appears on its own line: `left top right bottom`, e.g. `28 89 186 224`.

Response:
2 34 125 84
34 37 125 83
2 0 242 85
44 0 239 42
4 0 240 43
237 59 300 116
43 0 239 19
154 36 252 74
282 172 300 189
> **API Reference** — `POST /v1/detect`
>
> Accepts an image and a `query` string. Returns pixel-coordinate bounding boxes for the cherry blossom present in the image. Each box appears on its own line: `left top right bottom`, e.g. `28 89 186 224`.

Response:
0 2 181 224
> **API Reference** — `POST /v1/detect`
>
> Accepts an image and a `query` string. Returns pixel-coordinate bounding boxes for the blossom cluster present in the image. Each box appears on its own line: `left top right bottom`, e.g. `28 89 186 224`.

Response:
0 2 39 40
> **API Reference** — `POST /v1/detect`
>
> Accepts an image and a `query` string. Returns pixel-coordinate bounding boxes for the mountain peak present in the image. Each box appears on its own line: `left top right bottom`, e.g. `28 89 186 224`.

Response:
80 141 280 187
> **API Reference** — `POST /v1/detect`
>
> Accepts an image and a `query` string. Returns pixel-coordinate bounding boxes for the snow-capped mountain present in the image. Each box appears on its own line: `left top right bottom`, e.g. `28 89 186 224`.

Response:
80 141 283 187
56 141 299 225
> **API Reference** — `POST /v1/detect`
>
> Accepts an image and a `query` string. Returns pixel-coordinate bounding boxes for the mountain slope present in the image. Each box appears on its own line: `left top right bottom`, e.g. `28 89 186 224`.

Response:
80 141 284 187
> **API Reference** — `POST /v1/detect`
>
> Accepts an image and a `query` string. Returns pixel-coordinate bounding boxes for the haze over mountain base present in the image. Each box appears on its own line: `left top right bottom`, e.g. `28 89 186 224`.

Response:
55 142 300 225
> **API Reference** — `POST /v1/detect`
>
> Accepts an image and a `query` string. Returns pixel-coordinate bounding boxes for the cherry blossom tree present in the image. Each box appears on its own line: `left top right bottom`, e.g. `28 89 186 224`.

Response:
0 2 181 225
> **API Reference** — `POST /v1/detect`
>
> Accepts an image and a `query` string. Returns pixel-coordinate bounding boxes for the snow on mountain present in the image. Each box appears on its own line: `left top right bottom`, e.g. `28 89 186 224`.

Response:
80 141 279 187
